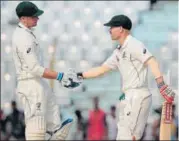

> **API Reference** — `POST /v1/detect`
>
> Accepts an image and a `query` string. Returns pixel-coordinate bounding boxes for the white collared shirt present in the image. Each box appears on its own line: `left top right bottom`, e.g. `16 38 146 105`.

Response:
103 35 153 92
12 22 45 80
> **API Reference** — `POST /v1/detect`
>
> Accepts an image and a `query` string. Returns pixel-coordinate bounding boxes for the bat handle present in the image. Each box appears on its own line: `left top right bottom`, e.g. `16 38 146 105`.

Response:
162 101 173 124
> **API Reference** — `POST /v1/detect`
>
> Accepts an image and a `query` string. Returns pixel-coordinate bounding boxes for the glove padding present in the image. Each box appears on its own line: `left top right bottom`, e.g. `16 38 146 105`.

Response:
159 85 175 103
61 69 82 89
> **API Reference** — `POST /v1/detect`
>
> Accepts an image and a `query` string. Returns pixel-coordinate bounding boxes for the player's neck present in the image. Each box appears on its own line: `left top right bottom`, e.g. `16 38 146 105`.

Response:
19 20 31 29
118 33 130 46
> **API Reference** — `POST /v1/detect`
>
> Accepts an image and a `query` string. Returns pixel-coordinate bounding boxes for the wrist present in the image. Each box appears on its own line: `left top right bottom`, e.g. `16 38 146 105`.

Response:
77 72 84 79
56 72 64 81
155 76 165 89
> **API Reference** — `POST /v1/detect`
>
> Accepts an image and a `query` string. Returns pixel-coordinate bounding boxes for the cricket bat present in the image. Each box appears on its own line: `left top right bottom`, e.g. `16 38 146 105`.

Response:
159 101 173 140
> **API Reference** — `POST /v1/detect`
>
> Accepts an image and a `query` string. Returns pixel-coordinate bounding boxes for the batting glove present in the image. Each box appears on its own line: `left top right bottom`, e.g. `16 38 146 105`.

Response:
77 72 84 80
56 69 82 88
158 82 175 103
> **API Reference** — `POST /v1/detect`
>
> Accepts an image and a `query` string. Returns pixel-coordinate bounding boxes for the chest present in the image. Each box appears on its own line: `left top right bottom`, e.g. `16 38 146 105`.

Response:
25 31 41 55
115 50 135 69
32 39 43 63
34 39 41 55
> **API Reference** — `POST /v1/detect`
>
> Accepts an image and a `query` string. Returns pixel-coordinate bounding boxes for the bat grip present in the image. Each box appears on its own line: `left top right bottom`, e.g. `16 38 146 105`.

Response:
162 102 173 124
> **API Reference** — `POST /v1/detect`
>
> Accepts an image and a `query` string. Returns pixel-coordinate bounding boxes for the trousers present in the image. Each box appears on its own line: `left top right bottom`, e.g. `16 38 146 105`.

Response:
16 78 61 140
116 88 152 140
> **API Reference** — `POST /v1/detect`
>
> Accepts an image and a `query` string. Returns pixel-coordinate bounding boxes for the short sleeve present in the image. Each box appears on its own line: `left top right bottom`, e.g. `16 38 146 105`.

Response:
103 50 118 70
129 43 153 63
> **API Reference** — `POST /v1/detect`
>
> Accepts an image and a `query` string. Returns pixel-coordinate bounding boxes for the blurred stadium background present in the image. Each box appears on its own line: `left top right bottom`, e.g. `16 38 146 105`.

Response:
1 0 178 140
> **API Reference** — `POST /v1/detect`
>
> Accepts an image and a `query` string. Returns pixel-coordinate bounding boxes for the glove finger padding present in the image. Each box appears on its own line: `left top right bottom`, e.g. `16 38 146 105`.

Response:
160 85 175 103
61 68 82 88
68 69 82 83
64 78 80 88
61 74 71 87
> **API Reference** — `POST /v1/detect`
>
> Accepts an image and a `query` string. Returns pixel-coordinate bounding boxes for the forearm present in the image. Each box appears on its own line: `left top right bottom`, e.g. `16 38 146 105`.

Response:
146 57 175 102
82 67 104 78
145 57 164 85
42 68 58 79
42 68 81 89
81 65 111 79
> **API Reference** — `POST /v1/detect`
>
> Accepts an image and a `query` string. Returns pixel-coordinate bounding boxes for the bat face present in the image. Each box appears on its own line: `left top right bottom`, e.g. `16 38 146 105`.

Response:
163 102 173 124
160 101 173 140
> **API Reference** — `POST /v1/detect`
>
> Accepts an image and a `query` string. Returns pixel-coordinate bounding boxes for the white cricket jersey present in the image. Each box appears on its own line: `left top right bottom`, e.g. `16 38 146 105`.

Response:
103 35 153 92
12 22 45 80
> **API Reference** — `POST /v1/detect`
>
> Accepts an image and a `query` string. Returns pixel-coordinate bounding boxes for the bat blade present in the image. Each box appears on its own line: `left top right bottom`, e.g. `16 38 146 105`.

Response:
159 101 173 140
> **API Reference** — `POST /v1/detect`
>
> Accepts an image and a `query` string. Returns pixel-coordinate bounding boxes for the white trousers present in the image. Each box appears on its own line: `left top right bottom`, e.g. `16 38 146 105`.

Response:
116 88 152 140
16 78 61 140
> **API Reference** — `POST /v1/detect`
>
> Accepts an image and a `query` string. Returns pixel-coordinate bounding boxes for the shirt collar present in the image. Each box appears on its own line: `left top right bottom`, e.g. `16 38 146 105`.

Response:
118 34 132 49
18 22 35 33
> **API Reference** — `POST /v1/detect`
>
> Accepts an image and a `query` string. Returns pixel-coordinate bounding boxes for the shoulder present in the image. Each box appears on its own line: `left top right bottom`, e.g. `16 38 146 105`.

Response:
12 27 33 43
129 36 145 48
13 28 34 49
126 36 146 53
111 48 119 55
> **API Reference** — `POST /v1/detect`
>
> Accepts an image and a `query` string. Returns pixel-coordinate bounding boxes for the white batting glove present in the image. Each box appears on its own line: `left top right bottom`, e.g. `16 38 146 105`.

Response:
56 69 82 88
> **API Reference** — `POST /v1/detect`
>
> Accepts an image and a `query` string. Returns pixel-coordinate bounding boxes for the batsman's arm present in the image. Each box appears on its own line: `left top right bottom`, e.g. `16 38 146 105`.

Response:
27 65 63 80
23 51 62 80
23 54 78 87
42 68 59 79
78 65 111 79
128 43 162 80
128 43 175 102
145 57 175 103
24 52 59 80
23 52 62 80
78 50 118 79
128 44 164 85
144 57 163 82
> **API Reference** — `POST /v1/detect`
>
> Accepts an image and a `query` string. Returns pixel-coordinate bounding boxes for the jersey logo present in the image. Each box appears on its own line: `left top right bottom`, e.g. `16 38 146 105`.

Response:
27 48 31 53
143 48 147 54
127 112 131 116
36 102 41 111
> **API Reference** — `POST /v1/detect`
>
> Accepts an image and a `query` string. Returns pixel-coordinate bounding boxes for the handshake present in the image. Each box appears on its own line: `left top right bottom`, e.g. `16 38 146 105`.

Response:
56 69 83 89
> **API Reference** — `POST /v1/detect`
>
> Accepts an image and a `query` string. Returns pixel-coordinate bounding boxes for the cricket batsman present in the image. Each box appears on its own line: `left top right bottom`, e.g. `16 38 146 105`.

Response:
69 15 176 140
12 1 80 140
